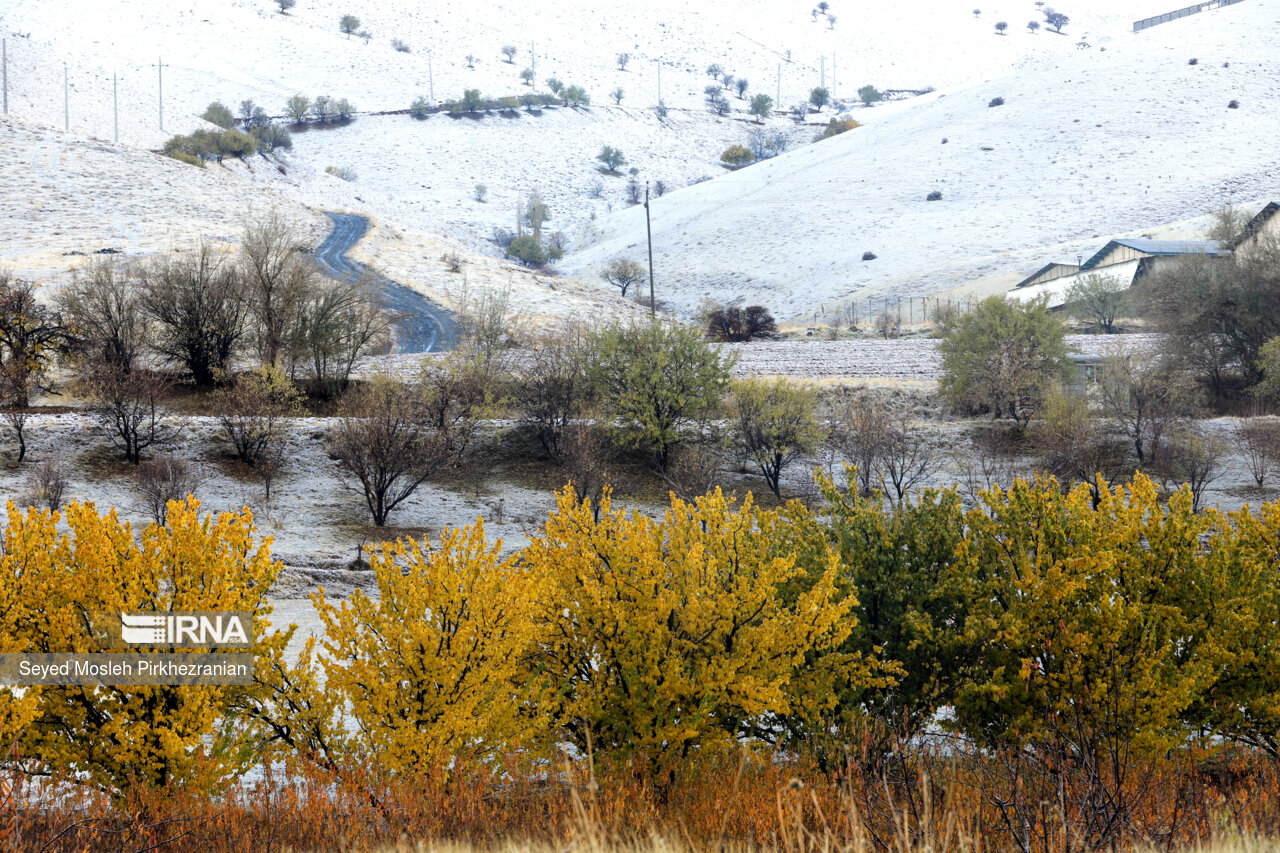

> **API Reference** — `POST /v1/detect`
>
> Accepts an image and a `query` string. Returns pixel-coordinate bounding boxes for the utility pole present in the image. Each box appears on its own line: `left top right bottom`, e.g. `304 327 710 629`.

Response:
2 39 8 115
427 50 434 101
776 63 781 105
154 57 168 131
820 55 825 89
832 54 836 98
530 40 535 84
644 182 655 318
656 57 661 103
113 72 118 142
63 62 68 130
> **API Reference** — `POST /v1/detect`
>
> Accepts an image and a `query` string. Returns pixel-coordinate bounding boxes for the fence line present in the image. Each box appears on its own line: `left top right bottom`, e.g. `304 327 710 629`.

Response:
1133 0 1245 33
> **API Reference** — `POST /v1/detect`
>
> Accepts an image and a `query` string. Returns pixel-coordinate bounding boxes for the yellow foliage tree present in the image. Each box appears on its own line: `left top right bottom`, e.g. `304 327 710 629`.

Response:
953 474 1218 753
1 498 285 793
311 521 536 773
523 487 869 767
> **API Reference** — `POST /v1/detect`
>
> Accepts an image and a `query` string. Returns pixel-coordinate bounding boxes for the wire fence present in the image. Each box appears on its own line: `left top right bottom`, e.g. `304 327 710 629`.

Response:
1133 0 1246 33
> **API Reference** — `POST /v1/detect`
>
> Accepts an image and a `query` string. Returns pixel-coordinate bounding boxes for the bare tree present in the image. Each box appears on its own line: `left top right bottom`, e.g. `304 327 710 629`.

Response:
133 453 202 526
514 324 597 460
1097 345 1198 468
881 415 941 504
949 429 1028 506
290 276 390 397
1237 417 1280 487
616 52 630 71
85 364 173 464
1034 387 1127 505
0 361 32 463
331 372 475 527
137 244 248 386
828 397 891 497
1157 425 1225 511
58 257 149 371
240 214 320 368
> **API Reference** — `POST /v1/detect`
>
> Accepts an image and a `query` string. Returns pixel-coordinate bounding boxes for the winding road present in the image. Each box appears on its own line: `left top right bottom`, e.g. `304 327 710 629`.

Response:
314 212 458 353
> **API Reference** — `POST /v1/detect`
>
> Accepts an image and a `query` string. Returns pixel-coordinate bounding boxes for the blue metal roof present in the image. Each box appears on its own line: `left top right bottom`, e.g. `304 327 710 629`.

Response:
1080 238 1225 270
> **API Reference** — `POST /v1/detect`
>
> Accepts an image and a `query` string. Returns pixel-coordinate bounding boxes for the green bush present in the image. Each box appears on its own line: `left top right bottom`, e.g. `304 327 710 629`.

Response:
505 236 547 266
202 101 235 129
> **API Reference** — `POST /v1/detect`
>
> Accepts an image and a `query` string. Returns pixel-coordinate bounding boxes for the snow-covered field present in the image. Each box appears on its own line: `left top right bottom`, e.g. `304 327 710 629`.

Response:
722 333 1159 381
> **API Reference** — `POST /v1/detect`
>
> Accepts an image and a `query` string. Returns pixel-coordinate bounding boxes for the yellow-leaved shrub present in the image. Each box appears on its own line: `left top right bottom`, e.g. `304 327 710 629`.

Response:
1 498 285 794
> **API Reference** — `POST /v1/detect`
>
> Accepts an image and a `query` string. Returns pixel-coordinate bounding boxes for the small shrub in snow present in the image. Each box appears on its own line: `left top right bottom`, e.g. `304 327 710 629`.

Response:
587 180 605 199
793 103 809 121
1188 57 1198 65
862 251 877 261
134 454 202 526
520 68 534 86
502 45 517 63
465 54 477 68
202 101 234 129
325 165 357 181
995 21 1008 34
708 92 730 115
653 180 668 197
735 78 750 98
706 63 724 79
625 180 643 205
617 52 630 70
339 15 360 37
275 0 295 12
941 137 948 144
491 227 516 248
392 38 411 53
927 190 943 201
973 8 981 15
546 78 564 95
357 30 372 44
809 87 831 110
410 95 430 117
1027 20 1041 32
721 145 754 167
654 100 669 120
474 183 488 202
442 251 465 272
564 85 589 106
827 13 837 28
1228 99 1240 109
611 87 624 105
24 455 68 512
988 96 1004 107
720 72 735 90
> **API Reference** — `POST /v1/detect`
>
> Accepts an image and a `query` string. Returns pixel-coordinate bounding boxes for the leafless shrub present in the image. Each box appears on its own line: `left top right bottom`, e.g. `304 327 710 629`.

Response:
950 428 1027 506
514 324 597 460
24 454 69 511
659 440 726 504
876 309 900 339
85 364 174 464
558 420 610 515
1156 425 1225 511
214 367 304 468
0 362 31 464
441 251 465 273
1237 418 1280 487
57 257 150 371
882 417 941 505
330 375 470 527
827 398 891 497
134 453 202 526
291 275 391 398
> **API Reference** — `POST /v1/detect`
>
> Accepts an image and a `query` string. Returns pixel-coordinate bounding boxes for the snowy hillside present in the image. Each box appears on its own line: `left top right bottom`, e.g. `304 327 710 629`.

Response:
0 0 1167 148
564 0 1280 321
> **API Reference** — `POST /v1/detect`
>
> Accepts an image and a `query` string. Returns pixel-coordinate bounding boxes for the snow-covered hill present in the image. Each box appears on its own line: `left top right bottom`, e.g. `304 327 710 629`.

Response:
563 0 1280 321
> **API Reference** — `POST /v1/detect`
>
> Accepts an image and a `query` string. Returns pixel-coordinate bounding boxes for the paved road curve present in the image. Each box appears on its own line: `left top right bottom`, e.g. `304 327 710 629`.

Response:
314 212 458 353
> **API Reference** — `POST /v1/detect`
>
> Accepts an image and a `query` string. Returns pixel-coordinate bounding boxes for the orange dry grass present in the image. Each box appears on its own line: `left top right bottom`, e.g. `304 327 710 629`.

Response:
4 749 1280 852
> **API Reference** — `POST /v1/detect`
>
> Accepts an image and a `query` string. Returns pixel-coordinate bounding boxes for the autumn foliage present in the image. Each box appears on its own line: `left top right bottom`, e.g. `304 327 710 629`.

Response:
5 474 1280 850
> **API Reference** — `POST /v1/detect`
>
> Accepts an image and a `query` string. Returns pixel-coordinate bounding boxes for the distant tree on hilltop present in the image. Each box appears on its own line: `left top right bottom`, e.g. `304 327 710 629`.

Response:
275 0 296 13
339 15 360 37
1044 8 1069 31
